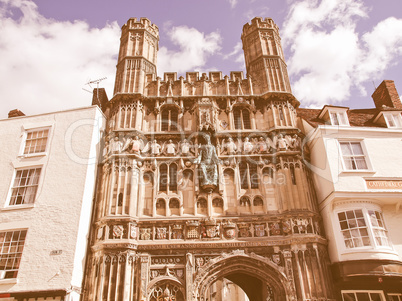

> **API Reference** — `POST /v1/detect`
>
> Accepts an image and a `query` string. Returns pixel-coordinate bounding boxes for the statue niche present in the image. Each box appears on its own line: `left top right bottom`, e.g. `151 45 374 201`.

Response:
194 134 220 192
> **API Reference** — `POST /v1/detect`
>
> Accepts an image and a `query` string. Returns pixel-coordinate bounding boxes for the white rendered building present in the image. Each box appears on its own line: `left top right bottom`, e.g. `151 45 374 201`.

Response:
0 106 105 301
298 80 402 300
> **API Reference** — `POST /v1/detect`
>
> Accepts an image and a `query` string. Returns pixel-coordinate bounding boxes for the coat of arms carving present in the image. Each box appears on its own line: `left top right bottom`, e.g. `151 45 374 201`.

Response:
113 225 124 238
254 224 266 237
140 228 152 240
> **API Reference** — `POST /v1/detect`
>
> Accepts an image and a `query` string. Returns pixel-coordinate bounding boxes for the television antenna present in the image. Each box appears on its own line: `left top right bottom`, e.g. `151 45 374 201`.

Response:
82 77 107 106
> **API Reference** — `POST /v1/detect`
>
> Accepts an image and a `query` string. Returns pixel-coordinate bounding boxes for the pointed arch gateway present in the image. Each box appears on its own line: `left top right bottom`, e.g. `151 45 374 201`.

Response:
193 252 293 301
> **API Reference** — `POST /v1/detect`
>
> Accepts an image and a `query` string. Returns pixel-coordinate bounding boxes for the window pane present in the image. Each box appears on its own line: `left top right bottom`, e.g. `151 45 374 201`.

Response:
338 209 372 249
385 114 396 127
170 110 178 131
340 221 348 230
249 164 259 189
0 230 27 279
340 143 352 155
343 158 354 169
355 157 368 169
9 168 41 206
338 212 346 221
339 112 348 125
349 219 357 228
161 110 169 131
169 164 177 192
342 293 356 301
357 218 366 227
24 129 49 154
242 109 251 129
234 110 241 130
239 162 248 189
351 142 363 155
355 293 370 301
330 112 339 125
159 164 168 191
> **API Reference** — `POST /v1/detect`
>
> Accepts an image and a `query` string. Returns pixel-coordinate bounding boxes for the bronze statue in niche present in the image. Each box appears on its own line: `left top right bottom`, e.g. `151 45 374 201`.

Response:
194 134 220 191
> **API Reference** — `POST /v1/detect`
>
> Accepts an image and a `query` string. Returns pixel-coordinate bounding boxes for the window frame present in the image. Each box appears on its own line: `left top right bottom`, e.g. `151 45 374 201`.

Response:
158 163 178 193
329 110 349 126
341 290 385 301
161 108 179 132
20 127 50 157
388 294 402 301
239 161 259 189
338 140 372 172
335 207 392 253
233 107 252 130
0 229 28 280
6 166 42 208
383 112 402 128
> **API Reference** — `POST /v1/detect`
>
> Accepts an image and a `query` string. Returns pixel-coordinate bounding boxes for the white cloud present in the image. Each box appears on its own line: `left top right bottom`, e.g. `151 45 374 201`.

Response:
356 17 402 83
223 42 245 69
158 26 221 75
0 0 120 117
227 0 238 9
282 0 402 106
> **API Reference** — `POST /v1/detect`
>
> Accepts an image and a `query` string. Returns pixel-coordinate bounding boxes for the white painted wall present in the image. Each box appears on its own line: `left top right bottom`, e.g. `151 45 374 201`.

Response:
307 125 402 264
0 106 105 294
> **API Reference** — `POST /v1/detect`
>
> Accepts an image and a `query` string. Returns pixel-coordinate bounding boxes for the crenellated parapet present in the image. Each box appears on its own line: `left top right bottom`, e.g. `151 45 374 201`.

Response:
242 17 280 36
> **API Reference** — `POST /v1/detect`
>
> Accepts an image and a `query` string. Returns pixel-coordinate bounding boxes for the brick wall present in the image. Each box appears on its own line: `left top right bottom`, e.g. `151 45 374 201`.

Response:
371 80 402 109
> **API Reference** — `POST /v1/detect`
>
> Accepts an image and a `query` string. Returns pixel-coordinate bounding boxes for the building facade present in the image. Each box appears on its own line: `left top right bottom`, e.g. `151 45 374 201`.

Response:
82 17 335 301
298 80 402 301
0 107 105 301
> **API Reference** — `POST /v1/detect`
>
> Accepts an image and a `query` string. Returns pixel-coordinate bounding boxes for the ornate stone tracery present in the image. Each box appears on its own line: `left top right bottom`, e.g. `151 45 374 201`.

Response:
82 16 335 301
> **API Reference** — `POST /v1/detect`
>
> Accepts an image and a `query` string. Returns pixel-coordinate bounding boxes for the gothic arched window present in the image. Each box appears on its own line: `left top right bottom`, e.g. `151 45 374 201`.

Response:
159 163 177 193
161 108 178 131
239 162 259 189
233 108 251 130
169 163 177 192
159 164 168 192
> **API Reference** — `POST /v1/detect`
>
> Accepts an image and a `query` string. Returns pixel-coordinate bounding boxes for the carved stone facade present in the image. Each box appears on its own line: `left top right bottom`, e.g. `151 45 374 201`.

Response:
82 17 335 301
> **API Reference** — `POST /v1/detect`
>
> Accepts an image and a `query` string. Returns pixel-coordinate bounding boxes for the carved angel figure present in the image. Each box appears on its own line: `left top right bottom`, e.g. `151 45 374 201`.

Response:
179 139 194 156
221 137 237 155
274 134 288 151
242 137 254 154
256 137 268 153
266 137 275 152
288 134 301 150
122 136 144 154
110 136 123 153
142 139 162 156
163 139 177 156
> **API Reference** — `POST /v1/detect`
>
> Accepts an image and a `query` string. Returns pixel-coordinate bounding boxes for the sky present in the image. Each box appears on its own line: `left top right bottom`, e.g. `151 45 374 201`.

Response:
0 0 402 118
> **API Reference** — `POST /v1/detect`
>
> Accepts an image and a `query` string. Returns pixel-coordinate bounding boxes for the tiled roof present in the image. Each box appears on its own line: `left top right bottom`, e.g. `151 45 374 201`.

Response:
296 107 392 128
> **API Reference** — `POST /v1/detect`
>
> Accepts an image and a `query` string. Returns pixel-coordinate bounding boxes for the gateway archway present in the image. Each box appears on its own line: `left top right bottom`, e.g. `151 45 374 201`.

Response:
194 253 292 301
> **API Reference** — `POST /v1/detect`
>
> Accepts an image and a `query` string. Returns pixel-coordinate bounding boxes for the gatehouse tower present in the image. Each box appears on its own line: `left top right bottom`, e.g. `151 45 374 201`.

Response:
82 17 335 301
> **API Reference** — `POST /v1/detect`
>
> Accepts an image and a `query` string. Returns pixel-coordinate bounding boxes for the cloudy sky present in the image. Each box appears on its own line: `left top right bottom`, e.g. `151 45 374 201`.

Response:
0 0 402 118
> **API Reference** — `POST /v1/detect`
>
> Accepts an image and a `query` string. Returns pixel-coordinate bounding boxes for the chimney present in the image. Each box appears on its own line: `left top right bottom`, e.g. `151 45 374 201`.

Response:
372 80 402 109
8 109 25 118
92 88 109 112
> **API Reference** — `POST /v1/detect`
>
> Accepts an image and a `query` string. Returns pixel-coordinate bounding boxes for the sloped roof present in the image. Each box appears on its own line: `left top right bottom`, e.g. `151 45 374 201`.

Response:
296 107 390 128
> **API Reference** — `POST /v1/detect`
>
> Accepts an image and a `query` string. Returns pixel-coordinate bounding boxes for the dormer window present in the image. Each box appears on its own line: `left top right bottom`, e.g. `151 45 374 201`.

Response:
330 111 348 126
373 111 402 128
384 112 402 128
318 106 349 126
